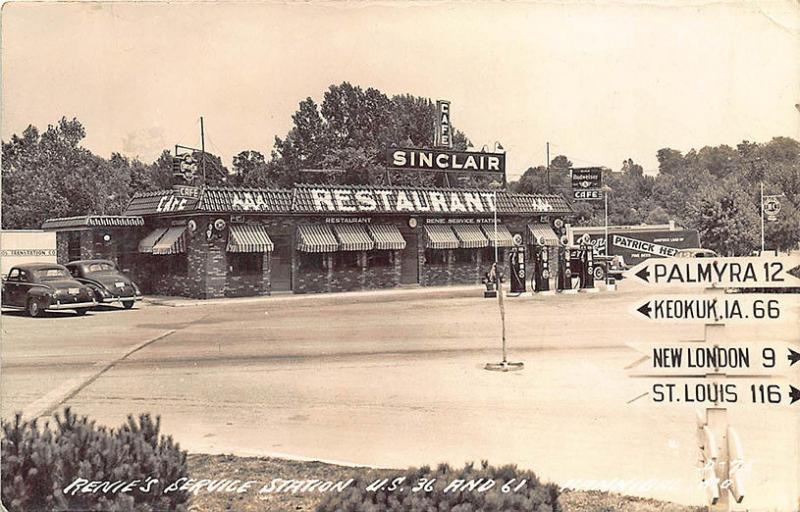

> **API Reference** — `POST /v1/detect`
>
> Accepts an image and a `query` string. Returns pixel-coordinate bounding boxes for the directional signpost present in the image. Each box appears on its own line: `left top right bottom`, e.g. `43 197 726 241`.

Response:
627 255 800 288
625 254 799 510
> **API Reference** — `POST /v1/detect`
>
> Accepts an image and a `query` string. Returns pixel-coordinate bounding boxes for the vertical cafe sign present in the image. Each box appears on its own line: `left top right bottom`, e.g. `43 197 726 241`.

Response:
435 100 452 148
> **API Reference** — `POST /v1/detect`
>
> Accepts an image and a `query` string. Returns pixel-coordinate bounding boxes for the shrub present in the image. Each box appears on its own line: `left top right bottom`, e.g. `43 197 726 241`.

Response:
1 408 189 512
316 461 561 512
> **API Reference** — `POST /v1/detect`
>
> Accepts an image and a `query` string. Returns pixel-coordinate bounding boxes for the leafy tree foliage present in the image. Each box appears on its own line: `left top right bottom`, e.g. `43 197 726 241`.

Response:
3 87 799 257
508 138 800 255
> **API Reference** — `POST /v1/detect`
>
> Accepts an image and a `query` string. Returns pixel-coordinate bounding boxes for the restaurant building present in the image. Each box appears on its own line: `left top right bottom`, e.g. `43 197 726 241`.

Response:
42 184 573 298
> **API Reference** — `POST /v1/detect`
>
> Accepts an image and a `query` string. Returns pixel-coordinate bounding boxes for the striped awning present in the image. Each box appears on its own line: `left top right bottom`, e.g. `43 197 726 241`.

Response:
367 224 406 250
528 223 560 246
227 224 274 253
332 224 374 251
452 224 489 249
424 224 459 250
481 224 516 247
297 224 339 253
138 227 169 253
152 226 188 255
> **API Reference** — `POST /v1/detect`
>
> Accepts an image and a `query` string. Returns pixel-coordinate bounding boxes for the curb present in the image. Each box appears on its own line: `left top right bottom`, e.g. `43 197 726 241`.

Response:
20 330 176 421
142 285 484 308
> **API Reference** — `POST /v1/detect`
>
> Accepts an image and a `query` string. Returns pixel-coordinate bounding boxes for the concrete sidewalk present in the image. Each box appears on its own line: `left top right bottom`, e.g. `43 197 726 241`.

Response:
141 282 617 308
142 284 483 308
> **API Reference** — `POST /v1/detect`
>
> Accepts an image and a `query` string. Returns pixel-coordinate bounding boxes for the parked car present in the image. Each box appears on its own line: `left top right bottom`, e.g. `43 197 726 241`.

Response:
593 254 628 281
1 263 97 317
65 259 142 309
676 248 719 258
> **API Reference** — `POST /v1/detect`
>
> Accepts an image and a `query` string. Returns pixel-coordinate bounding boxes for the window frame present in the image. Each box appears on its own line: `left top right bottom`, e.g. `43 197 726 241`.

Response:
228 252 264 277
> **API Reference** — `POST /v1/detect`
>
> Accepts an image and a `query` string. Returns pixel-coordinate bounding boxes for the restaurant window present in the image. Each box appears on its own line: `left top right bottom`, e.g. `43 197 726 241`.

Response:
165 254 188 276
454 248 477 264
67 232 82 262
482 247 500 264
333 251 361 270
367 250 392 268
424 249 448 265
229 253 263 276
299 253 326 272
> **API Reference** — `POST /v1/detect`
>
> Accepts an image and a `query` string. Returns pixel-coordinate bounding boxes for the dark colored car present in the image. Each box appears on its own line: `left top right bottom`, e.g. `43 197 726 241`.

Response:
1 263 97 317
593 254 627 281
65 259 142 309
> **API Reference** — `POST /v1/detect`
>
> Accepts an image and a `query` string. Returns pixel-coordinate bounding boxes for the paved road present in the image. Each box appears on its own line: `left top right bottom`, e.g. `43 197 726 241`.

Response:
2 283 798 509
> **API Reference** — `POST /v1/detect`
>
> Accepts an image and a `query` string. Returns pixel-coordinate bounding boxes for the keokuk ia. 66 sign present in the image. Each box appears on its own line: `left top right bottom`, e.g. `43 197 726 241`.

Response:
625 255 800 288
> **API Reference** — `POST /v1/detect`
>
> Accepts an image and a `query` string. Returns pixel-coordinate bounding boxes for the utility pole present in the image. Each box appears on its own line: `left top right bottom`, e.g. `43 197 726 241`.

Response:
760 182 765 253
546 142 551 193
200 116 206 186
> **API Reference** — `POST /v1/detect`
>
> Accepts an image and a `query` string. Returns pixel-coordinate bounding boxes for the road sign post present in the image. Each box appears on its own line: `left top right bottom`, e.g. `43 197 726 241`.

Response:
625 252 800 509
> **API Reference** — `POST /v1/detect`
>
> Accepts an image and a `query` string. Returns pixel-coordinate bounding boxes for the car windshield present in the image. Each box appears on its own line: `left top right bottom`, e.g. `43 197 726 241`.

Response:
87 262 116 273
33 268 71 280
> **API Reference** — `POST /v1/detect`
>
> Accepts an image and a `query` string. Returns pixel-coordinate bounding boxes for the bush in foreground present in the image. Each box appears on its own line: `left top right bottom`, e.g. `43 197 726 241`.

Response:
1 407 189 512
316 461 561 512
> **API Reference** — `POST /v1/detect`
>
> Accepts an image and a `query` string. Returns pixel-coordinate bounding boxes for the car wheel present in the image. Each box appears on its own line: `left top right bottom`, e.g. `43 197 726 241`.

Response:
27 298 42 318
593 265 606 281
75 308 88 316
122 300 134 309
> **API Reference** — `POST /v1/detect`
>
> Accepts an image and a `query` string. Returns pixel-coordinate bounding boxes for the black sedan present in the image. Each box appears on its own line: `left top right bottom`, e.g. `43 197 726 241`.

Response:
65 260 142 309
2 263 97 317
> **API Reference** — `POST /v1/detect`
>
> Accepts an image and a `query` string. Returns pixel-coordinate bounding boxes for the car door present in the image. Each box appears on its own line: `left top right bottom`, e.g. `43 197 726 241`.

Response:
3 268 22 306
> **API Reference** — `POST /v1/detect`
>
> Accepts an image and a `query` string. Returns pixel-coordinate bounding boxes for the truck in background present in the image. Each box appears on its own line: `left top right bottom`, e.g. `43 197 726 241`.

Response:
0 230 58 277
567 222 702 281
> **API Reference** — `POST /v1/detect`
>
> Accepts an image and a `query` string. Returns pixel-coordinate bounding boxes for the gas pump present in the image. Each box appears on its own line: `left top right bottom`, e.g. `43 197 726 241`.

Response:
556 238 572 291
530 236 550 292
580 233 595 289
509 245 526 294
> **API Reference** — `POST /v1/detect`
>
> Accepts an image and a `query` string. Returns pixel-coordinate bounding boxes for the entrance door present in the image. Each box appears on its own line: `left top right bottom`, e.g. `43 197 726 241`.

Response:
271 236 292 291
400 232 419 285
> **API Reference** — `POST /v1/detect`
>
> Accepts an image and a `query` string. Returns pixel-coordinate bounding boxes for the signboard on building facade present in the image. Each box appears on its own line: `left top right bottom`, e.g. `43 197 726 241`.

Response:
582 230 700 263
571 167 603 201
435 100 452 148
387 148 505 174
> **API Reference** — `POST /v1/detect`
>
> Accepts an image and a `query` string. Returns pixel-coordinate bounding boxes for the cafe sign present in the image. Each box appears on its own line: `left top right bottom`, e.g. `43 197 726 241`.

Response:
435 100 453 148
387 148 505 174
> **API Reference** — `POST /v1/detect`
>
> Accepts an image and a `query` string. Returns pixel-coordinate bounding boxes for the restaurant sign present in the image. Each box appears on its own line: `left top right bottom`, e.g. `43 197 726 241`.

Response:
309 188 502 214
387 148 505 173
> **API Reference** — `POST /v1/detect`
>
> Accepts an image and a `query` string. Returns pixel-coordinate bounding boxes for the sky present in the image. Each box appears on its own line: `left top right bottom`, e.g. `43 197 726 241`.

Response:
2 0 799 180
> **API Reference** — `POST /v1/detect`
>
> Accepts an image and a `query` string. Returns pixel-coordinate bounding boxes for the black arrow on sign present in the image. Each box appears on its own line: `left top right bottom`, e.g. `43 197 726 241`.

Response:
789 348 800 366
635 267 650 283
637 302 652 319
790 385 800 405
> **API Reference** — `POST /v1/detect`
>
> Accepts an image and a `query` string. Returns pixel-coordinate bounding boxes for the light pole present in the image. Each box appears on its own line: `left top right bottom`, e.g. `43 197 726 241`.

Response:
760 182 765 253
485 191 523 372
601 185 613 283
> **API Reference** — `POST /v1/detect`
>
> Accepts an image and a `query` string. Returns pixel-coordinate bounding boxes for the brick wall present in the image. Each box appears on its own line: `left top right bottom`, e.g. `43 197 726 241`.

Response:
225 253 271 297
55 233 69 264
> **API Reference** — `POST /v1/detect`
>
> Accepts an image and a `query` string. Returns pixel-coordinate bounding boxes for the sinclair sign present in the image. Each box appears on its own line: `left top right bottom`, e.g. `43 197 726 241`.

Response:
387 148 505 174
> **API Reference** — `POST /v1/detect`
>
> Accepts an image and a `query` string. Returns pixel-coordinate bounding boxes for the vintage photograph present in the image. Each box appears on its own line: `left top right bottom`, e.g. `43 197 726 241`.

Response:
1 1 799 511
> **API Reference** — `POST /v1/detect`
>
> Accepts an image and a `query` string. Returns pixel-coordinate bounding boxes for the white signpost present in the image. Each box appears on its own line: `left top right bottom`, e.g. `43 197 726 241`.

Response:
625 255 800 288
627 255 799 510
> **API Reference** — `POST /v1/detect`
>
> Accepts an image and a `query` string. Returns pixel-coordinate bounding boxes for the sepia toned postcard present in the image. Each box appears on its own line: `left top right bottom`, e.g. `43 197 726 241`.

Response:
1 1 799 511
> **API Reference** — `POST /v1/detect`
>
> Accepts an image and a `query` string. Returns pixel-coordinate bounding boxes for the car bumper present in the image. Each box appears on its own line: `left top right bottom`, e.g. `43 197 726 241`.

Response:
101 296 142 304
48 300 97 310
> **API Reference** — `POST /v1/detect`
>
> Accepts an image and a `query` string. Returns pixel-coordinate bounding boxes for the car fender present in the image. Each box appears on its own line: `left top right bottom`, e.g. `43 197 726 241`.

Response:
27 285 54 303
77 278 107 294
